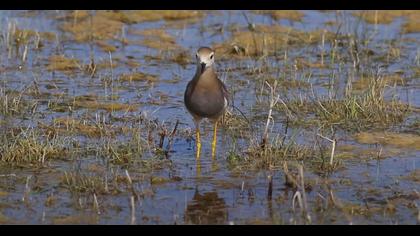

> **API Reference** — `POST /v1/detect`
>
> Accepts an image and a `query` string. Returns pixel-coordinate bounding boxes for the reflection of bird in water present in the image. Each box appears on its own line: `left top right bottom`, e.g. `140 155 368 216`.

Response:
184 189 228 224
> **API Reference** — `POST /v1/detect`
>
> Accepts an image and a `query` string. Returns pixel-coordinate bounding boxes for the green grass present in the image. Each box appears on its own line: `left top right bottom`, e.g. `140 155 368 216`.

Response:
0 128 68 164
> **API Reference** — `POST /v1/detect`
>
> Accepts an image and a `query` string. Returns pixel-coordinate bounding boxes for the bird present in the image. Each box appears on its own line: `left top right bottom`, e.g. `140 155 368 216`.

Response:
184 47 228 160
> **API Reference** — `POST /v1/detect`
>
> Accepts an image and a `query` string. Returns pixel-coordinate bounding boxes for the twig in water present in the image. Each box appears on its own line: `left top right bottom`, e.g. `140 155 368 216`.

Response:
130 195 136 225
267 175 273 200
417 207 420 225
231 104 251 125
125 169 133 185
165 119 180 157
283 162 299 188
328 187 353 224
241 11 259 55
158 128 166 149
292 191 303 215
93 192 101 215
22 175 32 203
281 115 289 147
125 169 138 200
298 164 311 224
317 133 336 166
261 81 280 148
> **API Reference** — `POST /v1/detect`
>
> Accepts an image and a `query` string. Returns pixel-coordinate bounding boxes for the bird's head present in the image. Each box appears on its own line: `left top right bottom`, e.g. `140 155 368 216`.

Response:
196 47 215 74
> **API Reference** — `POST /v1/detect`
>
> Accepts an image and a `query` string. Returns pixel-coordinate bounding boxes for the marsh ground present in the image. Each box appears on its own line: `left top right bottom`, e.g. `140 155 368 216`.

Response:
0 10 419 224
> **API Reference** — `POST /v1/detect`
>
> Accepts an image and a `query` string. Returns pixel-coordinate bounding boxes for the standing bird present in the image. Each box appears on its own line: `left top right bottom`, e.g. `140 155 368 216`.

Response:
184 47 228 159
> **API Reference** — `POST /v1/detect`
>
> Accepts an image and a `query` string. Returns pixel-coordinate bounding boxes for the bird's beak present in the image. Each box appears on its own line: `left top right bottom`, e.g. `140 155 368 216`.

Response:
200 62 206 74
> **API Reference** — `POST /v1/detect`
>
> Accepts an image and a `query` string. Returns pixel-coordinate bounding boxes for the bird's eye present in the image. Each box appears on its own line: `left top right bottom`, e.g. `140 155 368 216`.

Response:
210 54 214 59
196 54 199 58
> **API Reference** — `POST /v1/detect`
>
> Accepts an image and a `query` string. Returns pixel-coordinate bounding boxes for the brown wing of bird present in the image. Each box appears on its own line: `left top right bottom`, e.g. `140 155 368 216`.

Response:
217 78 229 109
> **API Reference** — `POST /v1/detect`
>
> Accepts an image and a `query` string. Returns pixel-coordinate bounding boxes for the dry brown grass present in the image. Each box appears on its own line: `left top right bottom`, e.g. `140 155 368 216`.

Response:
55 10 90 21
60 10 205 43
276 71 411 131
354 132 420 150
0 89 31 116
14 28 56 44
73 100 138 112
52 214 99 224
352 10 420 24
352 74 405 91
98 10 205 24
401 13 420 34
119 72 158 83
0 130 67 164
352 11 420 34
53 117 103 138
128 28 183 51
213 24 336 59
60 13 124 42
95 40 117 52
252 10 305 21
47 55 80 72
295 58 329 70
290 98 408 131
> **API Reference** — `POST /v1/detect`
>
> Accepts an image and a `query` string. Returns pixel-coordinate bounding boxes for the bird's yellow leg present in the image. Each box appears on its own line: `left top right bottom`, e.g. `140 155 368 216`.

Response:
196 159 201 176
211 121 218 159
195 127 201 160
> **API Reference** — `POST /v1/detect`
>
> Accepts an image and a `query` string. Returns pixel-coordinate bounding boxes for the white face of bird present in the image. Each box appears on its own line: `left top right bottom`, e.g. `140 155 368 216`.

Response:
196 48 215 73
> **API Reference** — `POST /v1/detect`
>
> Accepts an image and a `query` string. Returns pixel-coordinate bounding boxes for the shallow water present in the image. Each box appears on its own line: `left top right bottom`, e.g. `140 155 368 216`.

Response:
0 10 419 224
